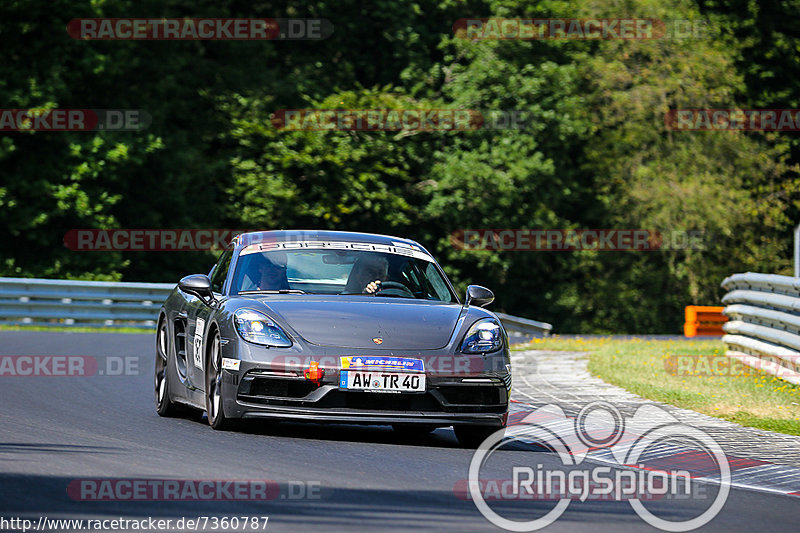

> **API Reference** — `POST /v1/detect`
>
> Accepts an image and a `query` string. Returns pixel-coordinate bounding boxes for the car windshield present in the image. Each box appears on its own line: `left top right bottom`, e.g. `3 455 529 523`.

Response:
231 246 456 302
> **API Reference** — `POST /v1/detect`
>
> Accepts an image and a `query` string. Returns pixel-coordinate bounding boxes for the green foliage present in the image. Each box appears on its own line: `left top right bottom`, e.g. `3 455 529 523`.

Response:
2 0 799 332
220 88 430 232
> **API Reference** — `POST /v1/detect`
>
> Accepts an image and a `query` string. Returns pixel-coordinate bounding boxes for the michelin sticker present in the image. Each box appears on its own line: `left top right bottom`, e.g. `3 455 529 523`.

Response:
340 356 424 372
193 318 205 369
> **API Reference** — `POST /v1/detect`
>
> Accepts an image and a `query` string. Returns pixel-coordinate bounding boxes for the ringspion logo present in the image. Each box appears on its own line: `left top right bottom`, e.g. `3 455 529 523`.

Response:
468 402 730 531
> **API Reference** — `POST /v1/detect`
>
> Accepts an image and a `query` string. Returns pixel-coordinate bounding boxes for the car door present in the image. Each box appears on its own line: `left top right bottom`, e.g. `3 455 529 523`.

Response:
186 245 234 390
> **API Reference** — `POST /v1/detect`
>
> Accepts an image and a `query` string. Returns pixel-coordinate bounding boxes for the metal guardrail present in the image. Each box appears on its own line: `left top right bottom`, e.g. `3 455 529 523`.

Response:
495 312 552 338
721 272 800 385
0 277 553 336
0 277 174 329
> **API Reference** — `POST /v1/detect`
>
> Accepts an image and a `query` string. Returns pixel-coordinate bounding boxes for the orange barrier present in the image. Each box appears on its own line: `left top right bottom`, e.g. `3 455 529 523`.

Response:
684 305 727 337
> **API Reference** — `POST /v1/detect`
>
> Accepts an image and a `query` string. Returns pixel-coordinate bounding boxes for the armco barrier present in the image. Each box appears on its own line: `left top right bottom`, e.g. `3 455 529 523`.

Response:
0 277 552 336
0 277 174 328
720 272 800 385
494 312 552 338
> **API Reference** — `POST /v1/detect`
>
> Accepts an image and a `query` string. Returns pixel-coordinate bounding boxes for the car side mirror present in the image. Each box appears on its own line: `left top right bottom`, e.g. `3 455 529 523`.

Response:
466 285 494 307
179 274 214 303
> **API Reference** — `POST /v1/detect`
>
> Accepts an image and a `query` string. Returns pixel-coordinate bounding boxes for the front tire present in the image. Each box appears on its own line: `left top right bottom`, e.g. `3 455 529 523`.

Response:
205 330 234 430
155 319 180 417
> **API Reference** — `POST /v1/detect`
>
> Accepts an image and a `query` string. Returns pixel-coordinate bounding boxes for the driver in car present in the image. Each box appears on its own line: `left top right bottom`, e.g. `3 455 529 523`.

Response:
363 258 388 294
364 279 382 294
251 253 290 291
345 255 389 294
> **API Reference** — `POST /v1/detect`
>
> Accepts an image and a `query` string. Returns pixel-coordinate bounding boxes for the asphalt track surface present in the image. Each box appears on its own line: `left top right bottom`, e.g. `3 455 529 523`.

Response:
0 331 798 532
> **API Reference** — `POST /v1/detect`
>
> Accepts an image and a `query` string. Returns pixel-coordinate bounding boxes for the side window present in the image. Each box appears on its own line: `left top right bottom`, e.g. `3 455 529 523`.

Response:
210 246 234 294
425 262 453 302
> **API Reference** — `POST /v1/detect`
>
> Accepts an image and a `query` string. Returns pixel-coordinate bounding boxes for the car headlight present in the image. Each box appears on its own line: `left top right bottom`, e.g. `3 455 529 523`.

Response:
460 318 503 354
233 308 292 347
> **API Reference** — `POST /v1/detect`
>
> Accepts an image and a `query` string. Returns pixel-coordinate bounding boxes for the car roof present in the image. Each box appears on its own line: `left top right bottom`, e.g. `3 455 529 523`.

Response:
232 230 432 255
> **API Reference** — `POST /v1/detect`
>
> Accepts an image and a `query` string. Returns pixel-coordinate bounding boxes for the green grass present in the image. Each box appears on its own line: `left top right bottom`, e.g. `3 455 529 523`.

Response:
515 336 800 436
0 324 151 334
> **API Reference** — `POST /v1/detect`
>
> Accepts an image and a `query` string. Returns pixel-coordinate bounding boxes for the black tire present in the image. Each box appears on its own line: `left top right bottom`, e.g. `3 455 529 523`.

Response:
155 319 180 417
392 424 437 438
205 330 235 430
454 425 503 448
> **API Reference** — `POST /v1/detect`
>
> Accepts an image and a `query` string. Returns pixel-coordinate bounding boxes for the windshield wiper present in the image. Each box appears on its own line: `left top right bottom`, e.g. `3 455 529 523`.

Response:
239 289 306 294
338 291 413 298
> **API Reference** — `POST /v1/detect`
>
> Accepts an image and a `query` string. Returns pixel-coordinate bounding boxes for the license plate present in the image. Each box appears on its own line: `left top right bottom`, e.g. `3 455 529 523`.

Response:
339 371 425 393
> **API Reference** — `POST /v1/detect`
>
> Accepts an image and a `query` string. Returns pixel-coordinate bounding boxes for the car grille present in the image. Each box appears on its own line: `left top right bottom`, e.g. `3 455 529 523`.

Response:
435 385 503 406
238 375 318 400
236 372 508 414
314 390 443 411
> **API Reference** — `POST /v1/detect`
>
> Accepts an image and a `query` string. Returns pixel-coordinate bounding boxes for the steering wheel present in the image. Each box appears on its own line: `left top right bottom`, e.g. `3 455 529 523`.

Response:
371 281 414 297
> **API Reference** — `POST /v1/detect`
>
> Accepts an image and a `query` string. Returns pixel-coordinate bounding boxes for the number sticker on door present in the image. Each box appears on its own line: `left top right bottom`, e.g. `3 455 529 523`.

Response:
193 318 205 370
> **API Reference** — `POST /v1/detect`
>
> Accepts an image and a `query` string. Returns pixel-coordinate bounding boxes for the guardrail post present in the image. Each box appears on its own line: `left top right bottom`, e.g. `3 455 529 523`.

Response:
795 223 800 278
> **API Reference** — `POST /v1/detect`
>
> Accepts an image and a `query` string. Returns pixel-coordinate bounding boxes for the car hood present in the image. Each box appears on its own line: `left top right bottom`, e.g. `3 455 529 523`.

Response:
252 297 464 350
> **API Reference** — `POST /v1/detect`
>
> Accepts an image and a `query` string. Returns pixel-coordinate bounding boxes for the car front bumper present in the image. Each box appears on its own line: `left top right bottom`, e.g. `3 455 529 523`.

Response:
221 364 510 427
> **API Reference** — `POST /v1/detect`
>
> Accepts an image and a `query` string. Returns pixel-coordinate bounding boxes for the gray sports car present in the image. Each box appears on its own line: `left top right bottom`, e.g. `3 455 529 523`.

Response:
155 230 510 446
